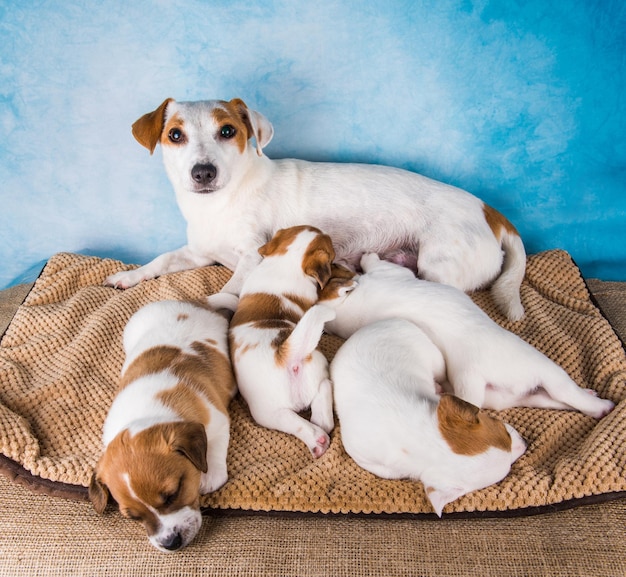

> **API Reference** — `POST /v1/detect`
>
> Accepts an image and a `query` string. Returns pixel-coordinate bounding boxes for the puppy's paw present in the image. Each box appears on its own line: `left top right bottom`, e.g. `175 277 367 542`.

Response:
200 469 228 494
104 269 148 289
586 396 615 419
310 433 330 458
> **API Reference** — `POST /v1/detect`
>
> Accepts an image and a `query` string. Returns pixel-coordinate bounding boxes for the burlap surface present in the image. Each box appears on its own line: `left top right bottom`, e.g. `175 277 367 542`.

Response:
0 250 624 516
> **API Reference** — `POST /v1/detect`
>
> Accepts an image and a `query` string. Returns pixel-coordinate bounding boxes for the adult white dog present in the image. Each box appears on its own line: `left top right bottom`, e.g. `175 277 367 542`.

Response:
106 98 526 320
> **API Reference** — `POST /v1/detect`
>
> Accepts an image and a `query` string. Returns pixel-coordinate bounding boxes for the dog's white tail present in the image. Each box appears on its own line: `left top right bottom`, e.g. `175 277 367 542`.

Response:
283 304 336 362
491 230 526 321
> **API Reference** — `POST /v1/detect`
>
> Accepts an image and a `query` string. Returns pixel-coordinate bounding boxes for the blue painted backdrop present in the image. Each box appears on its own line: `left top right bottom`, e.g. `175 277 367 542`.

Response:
1 0 625 289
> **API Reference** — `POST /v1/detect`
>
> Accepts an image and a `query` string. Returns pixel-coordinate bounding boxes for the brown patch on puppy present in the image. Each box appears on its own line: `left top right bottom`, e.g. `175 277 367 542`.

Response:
119 346 180 392
483 204 519 241
258 225 312 257
132 98 174 154
157 384 211 424
230 293 302 328
437 394 512 456
119 344 235 416
285 292 315 313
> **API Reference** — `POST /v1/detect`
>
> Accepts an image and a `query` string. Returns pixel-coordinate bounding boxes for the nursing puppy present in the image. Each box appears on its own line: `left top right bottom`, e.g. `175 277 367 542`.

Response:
331 318 527 516
229 225 336 457
89 300 236 552
105 97 526 321
321 254 615 419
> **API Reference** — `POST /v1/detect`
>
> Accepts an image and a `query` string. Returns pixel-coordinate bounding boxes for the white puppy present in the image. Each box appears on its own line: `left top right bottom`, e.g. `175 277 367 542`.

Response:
331 318 527 516
89 300 236 552
320 254 615 419
105 97 526 321
229 226 337 457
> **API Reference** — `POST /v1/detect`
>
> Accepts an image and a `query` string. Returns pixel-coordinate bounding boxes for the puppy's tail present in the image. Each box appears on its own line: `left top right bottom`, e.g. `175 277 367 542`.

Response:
283 304 336 363
491 227 526 322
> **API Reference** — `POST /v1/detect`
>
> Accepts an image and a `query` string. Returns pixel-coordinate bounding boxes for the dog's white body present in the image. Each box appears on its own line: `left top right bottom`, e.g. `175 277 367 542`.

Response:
331 318 526 516
105 98 526 321
89 300 236 552
229 226 336 457
321 254 615 419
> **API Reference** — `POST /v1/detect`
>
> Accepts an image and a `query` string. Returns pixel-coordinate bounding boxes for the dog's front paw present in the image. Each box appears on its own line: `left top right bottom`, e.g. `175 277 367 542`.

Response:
104 269 148 289
359 253 381 272
200 469 228 494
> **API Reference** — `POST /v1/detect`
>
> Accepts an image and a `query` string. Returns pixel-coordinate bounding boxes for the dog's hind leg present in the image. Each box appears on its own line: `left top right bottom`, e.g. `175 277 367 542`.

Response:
256 407 331 458
310 377 334 434
536 370 614 419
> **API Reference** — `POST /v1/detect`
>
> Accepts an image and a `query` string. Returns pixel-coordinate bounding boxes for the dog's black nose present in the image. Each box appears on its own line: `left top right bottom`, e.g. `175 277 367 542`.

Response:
191 163 217 185
162 532 183 551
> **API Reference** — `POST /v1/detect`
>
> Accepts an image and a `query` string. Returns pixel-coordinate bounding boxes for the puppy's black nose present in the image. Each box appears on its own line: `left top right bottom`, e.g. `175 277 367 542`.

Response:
162 532 183 551
191 163 217 185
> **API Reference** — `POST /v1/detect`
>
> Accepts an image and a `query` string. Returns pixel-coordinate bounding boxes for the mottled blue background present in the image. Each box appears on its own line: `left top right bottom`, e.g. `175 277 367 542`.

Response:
1 0 624 288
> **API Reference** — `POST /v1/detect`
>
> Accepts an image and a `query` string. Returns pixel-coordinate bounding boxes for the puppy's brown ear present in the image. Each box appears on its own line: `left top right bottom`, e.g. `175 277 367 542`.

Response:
132 98 174 154
304 249 333 289
88 470 110 514
166 422 208 474
438 394 480 425
437 394 482 456
303 233 335 289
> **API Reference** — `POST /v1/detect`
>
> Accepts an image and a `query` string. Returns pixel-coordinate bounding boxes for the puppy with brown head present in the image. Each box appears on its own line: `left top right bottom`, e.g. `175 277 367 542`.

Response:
89 300 236 552
229 225 337 457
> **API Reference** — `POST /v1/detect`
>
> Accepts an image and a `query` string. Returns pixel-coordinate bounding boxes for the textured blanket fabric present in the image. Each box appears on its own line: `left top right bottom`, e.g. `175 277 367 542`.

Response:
0 251 624 516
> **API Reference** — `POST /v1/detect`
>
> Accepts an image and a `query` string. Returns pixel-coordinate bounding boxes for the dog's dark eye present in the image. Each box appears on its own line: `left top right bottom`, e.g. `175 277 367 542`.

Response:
220 124 237 139
161 480 182 507
162 491 178 506
168 128 185 143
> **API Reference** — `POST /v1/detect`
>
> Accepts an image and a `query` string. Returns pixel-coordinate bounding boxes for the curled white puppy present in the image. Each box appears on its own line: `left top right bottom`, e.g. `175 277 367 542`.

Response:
331 318 527 516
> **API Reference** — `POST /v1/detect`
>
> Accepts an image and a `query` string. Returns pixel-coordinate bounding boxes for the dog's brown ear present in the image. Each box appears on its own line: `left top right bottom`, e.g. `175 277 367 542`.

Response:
229 98 274 156
303 232 335 289
438 394 480 425
88 470 110 514
304 249 333 289
132 98 174 154
166 422 208 473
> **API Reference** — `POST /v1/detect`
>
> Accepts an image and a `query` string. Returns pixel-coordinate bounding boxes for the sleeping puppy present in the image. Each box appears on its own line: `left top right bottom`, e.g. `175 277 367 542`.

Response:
229 225 336 457
89 300 236 552
320 254 615 419
331 318 527 516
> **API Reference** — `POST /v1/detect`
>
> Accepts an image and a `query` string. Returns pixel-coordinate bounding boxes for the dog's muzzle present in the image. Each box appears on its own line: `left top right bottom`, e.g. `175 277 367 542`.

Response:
191 162 218 192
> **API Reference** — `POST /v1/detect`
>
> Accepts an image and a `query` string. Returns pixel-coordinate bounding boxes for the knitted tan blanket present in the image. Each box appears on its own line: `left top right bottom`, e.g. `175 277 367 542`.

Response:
0 251 624 516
